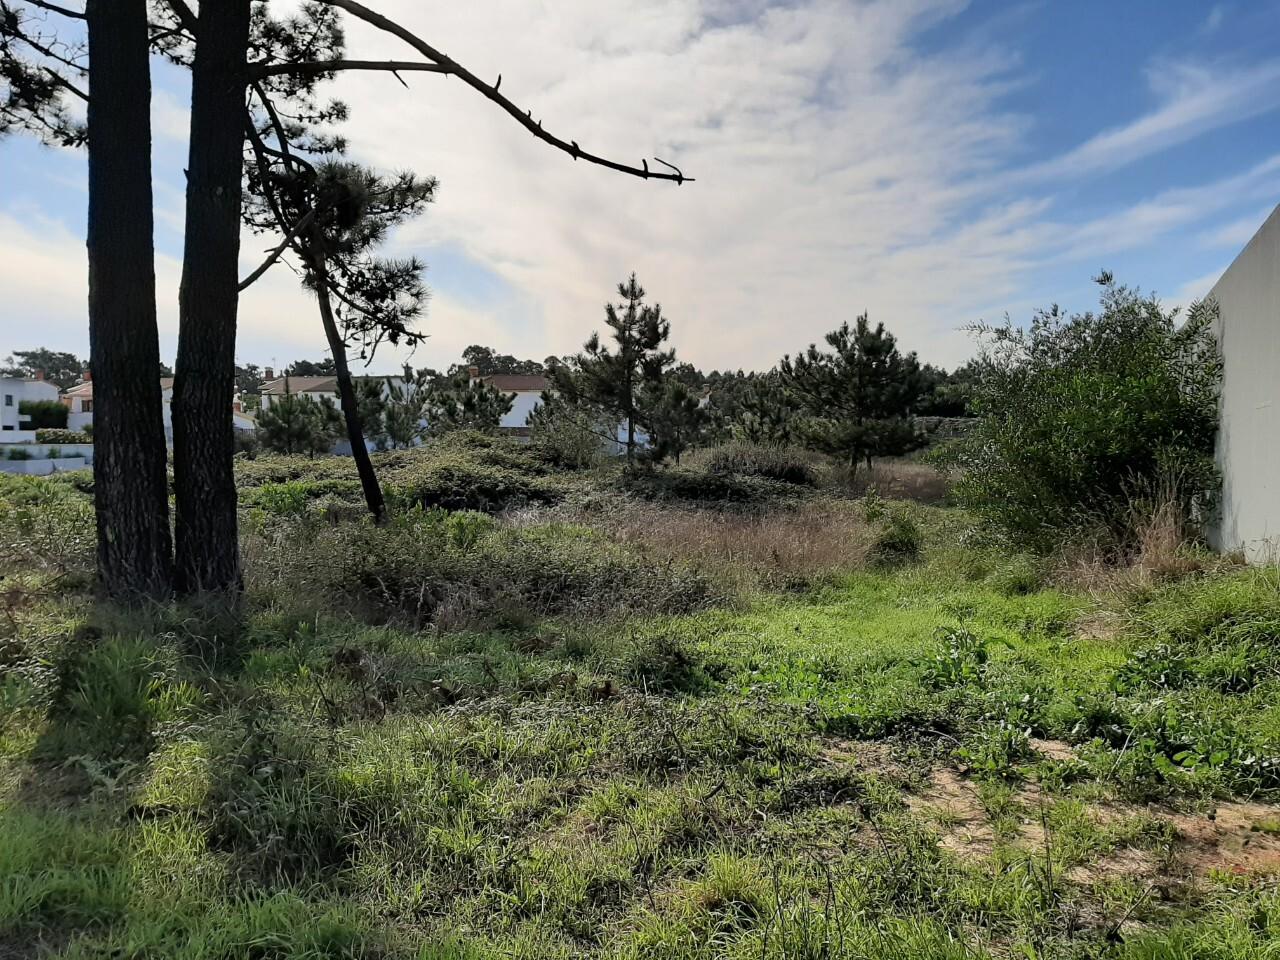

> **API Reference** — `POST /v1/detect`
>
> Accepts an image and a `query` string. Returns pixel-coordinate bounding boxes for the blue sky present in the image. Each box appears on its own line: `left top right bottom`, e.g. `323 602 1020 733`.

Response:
2 0 1279 374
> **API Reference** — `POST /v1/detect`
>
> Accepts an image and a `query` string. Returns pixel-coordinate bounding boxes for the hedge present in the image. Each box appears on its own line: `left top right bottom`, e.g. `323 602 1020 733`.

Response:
34 429 92 444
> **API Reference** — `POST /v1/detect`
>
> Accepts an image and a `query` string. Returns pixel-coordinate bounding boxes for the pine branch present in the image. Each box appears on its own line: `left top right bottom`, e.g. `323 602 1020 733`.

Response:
317 0 692 184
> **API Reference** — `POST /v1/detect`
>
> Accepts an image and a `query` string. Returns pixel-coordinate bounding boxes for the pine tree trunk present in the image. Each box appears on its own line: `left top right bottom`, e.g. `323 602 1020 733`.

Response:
309 245 387 522
171 0 251 594
85 0 174 600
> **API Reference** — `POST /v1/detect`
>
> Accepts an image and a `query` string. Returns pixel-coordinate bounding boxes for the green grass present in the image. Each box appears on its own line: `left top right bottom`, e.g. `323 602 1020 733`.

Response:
3 448 1280 958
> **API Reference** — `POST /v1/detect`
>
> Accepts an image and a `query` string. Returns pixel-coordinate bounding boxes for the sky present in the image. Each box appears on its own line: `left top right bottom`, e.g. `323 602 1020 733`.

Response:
2 0 1279 376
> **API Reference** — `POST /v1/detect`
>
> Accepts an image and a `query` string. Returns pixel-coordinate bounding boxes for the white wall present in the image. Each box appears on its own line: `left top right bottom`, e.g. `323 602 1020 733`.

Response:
0 378 59 435
502 390 543 429
1 443 94 461
1209 202 1280 562
0 456 88 475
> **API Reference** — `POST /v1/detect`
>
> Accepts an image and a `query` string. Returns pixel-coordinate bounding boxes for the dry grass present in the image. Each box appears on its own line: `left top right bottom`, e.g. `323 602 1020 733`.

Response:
829 459 953 504
1051 477 1240 598
560 499 877 590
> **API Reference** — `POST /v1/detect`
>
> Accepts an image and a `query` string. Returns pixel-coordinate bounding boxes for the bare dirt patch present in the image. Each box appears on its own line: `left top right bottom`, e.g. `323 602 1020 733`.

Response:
906 764 1280 881
1164 801 1280 877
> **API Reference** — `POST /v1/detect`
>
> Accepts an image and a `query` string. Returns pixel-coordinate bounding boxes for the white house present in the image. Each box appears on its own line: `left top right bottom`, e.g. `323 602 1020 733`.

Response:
469 368 550 436
1 373 59 439
1207 202 1280 562
62 374 256 442
258 371 405 412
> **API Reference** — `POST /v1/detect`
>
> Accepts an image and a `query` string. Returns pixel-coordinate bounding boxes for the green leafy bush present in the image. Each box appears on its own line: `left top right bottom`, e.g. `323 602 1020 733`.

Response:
34 429 91 444
868 508 922 566
703 442 819 486
17 399 67 429
390 456 561 512
4 447 32 461
943 276 1221 551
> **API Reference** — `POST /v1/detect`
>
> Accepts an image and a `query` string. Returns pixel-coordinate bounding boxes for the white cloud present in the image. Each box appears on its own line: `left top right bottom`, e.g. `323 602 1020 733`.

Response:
1021 59 1280 183
3 1 1279 373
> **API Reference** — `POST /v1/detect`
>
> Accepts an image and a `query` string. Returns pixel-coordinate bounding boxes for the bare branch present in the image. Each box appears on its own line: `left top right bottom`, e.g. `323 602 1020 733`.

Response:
250 58 449 81
25 0 84 18
319 0 692 184
237 206 316 290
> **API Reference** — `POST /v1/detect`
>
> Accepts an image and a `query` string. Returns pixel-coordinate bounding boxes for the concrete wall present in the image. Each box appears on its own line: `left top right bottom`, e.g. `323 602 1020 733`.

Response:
1209 202 1280 562
1 443 94 461
0 456 88 475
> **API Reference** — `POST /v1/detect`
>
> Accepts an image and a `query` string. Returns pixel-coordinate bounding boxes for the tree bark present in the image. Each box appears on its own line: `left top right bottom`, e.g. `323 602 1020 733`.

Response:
171 0 251 594
308 243 387 522
85 0 174 600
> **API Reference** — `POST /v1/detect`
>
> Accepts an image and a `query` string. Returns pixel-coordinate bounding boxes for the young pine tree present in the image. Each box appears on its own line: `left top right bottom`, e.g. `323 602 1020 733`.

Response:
257 393 343 456
424 373 514 436
780 314 925 473
553 274 674 467
646 380 708 465
731 373 798 445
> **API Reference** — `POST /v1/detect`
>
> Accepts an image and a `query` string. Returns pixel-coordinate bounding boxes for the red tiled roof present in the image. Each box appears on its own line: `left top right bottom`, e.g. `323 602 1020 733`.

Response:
481 374 549 392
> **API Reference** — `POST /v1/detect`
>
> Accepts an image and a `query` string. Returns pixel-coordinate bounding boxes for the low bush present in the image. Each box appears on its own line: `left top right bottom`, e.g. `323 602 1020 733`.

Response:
246 512 714 629
868 508 922 567
621 468 788 505
34 428 91 444
702 442 819 486
389 455 561 512
4 447 32 461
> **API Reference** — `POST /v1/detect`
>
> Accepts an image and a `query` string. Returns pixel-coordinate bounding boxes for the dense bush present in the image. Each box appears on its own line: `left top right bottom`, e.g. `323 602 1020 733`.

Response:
18 399 67 429
703 442 819 486
34 428 91 444
389 456 561 512
235 435 563 513
247 509 714 628
943 276 1221 551
620 467 788 505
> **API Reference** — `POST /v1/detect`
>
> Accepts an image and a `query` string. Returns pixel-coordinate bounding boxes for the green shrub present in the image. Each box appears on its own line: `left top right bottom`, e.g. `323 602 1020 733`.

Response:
621 468 785 504
249 516 714 629
4 447 32 461
868 508 922 566
17 399 67 429
251 481 312 516
390 456 560 512
703 442 819 485
34 428 91 444
943 276 1221 551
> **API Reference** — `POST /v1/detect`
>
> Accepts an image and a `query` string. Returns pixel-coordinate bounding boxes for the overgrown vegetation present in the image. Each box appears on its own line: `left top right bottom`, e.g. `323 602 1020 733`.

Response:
944 276 1222 552
2 425 1278 958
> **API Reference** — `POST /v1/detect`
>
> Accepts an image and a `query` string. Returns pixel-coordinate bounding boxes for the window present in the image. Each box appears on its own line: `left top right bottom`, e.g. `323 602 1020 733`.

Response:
3 394 11 406
82 399 93 413
2 425 12 431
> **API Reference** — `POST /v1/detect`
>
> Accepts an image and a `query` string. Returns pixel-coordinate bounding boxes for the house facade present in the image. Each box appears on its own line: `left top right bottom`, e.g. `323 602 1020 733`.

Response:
1 374 59 438
62 374 256 441
470 369 549 436
1208 202 1280 562
258 372 405 412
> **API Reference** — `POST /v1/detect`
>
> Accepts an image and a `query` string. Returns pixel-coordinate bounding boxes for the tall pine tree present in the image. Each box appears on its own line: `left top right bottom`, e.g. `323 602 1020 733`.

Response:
553 274 673 467
780 314 925 473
